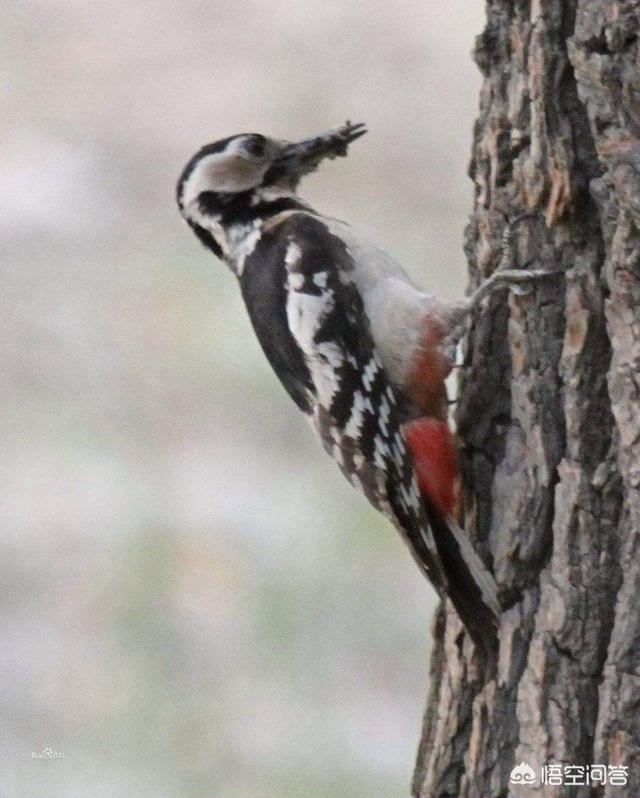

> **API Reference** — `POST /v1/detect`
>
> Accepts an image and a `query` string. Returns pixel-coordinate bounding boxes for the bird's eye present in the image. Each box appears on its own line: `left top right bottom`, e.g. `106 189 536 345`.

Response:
243 137 266 158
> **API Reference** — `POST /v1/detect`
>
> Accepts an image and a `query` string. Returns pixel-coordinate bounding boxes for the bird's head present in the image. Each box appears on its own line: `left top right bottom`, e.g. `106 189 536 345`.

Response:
176 122 366 262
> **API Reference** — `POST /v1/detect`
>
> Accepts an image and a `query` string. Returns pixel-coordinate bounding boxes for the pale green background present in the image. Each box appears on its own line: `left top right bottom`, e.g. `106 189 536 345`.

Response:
1 1 484 795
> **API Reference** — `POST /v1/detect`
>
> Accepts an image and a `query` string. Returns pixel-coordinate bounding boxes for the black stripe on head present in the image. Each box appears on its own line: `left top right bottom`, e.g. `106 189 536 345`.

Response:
261 161 289 187
176 137 238 205
223 197 308 227
195 191 308 229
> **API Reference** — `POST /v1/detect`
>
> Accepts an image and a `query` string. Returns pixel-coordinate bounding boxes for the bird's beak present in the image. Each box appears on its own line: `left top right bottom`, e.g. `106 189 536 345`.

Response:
271 121 367 183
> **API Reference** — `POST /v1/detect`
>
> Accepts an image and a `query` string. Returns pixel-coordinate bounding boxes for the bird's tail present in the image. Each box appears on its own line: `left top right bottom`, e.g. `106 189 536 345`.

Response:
425 506 501 652
405 416 501 651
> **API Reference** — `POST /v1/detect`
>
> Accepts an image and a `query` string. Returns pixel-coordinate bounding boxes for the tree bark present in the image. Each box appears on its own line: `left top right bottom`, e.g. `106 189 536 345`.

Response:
413 2 640 796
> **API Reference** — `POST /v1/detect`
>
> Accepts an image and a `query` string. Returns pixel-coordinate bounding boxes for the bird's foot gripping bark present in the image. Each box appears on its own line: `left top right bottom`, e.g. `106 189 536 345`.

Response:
444 212 564 348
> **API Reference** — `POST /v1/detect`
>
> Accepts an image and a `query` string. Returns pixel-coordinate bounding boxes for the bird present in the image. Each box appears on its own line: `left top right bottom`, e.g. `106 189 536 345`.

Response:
176 121 554 650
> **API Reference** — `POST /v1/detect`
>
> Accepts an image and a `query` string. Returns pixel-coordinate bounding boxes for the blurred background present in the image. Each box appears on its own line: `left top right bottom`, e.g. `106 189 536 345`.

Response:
1 2 484 796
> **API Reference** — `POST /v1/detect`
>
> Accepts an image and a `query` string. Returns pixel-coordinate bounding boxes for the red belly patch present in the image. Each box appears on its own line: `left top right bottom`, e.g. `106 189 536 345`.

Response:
405 318 452 421
404 417 458 518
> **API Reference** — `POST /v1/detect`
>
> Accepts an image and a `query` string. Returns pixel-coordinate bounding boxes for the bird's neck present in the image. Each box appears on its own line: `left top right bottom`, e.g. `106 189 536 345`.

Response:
194 187 310 275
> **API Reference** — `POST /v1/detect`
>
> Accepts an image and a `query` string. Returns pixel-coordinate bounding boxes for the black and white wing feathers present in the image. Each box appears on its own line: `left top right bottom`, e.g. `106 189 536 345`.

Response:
241 213 499 647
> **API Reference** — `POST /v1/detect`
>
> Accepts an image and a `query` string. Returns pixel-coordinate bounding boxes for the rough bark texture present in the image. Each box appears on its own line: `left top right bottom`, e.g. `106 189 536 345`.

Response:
414 2 640 796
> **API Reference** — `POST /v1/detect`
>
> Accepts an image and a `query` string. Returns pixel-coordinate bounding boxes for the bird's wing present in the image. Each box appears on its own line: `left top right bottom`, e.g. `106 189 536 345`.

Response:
244 211 499 647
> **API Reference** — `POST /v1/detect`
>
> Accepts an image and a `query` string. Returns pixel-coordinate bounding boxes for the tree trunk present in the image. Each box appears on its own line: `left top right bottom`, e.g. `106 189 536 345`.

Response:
413 2 640 796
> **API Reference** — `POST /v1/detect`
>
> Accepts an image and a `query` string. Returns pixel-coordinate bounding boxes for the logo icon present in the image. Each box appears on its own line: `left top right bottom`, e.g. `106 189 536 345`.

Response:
510 762 536 785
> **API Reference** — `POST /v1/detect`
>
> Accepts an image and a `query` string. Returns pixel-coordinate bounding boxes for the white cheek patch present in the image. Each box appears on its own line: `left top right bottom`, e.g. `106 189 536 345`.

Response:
182 152 267 207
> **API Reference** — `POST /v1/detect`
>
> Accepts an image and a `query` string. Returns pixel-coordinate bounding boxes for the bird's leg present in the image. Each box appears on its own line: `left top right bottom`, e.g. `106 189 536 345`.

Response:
443 212 563 349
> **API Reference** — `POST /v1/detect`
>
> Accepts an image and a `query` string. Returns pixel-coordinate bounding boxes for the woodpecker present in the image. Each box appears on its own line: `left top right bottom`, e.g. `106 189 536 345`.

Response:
176 122 554 650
